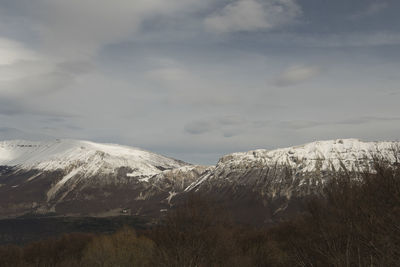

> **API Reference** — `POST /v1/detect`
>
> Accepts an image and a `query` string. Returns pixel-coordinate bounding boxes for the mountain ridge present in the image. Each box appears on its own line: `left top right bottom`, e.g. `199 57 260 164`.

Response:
0 138 399 223
0 139 188 175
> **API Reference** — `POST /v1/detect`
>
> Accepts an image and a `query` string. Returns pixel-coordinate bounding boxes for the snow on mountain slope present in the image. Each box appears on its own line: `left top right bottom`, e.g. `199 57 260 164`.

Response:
217 138 398 172
0 138 398 220
0 139 190 211
186 139 400 191
182 139 400 224
0 139 187 177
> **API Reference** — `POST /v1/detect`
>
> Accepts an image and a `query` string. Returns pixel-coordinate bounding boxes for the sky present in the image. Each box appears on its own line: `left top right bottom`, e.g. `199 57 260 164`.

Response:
0 0 399 165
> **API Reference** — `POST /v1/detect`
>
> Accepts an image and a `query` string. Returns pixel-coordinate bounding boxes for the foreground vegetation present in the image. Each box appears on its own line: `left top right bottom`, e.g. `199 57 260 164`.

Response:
0 216 148 246
1 159 399 267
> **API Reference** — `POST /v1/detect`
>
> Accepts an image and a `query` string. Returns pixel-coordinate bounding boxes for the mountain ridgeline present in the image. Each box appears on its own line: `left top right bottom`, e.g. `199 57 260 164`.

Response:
0 139 399 224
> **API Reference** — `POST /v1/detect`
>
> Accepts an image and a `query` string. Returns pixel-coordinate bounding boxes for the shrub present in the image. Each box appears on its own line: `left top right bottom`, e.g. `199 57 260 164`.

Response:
82 226 154 267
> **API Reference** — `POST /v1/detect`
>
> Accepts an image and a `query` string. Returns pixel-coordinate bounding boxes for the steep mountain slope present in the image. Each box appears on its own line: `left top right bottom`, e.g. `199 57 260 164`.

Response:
184 139 400 224
0 139 206 218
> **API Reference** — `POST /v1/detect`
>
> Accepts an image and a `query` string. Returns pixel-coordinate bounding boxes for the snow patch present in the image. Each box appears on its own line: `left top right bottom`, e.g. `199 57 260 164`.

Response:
47 167 82 201
167 191 177 205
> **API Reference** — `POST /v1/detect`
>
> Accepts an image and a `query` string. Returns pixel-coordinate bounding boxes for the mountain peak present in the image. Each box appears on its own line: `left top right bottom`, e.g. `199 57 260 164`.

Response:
0 138 398 221
218 138 399 172
0 139 187 176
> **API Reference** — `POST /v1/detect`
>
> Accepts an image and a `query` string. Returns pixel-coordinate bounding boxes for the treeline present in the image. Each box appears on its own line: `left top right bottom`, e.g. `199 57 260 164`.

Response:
1 159 399 266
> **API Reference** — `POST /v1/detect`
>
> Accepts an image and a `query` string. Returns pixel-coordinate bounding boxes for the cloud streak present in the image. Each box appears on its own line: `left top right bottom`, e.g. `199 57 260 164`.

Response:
184 116 247 137
349 2 388 21
275 65 321 87
205 0 301 33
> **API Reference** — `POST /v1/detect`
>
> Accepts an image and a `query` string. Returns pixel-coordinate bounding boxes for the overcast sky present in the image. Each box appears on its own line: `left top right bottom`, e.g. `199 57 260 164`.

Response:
0 0 399 164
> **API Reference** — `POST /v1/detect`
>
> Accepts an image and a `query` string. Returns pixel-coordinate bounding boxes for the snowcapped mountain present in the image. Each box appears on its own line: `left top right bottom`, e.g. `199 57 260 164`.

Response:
0 139 186 176
185 139 400 224
218 138 397 172
0 138 398 224
187 138 399 190
0 139 200 218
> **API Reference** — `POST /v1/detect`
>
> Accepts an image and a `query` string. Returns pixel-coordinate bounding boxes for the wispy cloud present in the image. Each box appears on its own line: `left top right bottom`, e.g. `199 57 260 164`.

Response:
349 2 388 21
277 117 400 130
0 38 37 66
0 127 54 141
275 65 321 87
277 120 323 130
184 120 217 135
184 116 400 137
184 116 247 137
204 0 301 33
0 37 94 118
337 116 400 125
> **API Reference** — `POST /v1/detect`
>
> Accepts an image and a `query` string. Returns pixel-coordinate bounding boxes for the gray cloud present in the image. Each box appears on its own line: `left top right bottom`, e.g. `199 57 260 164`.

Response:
0 127 53 141
0 39 84 98
204 0 301 33
1 71 73 97
302 32 400 48
0 39 94 118
274 65 321 87
0 0 213 59
337 116 400 125
277 120 323 130
184 120 217 135
56 61 94 75
184 116 247 136
0 99 77 117
0 101 26 116
275 117 400 131
349 2 388 21
0 0 399 165
218 115 246 126
185 116 400 138
0 67 79 118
